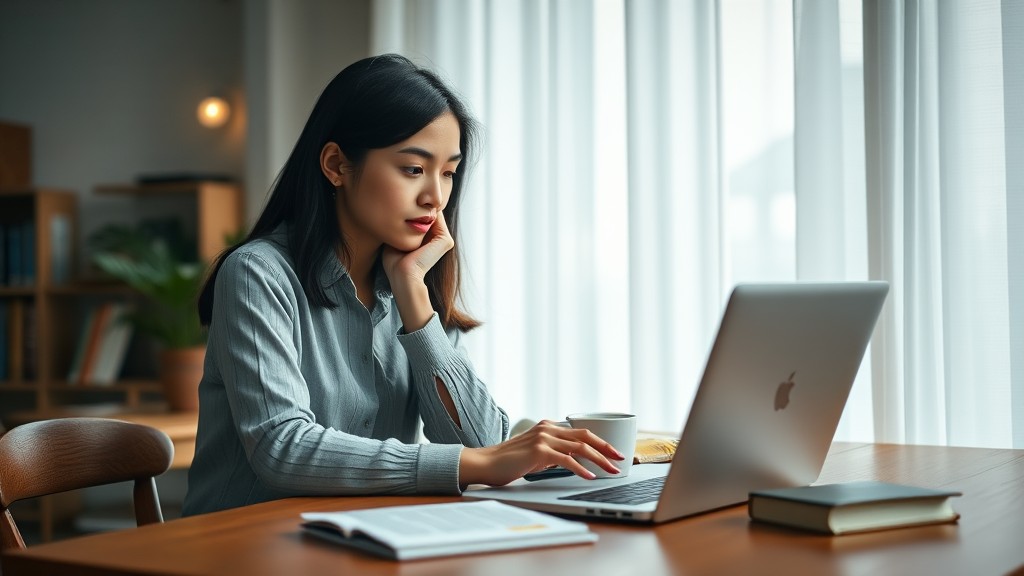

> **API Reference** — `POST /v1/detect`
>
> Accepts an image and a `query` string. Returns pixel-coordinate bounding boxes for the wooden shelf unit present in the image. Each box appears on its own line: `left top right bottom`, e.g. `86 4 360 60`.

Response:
1 188 78 411
1 181 243 413
0 181 242 541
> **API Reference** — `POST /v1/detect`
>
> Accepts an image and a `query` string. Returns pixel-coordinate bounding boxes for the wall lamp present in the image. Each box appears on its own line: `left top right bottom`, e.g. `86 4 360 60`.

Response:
197 96 230 128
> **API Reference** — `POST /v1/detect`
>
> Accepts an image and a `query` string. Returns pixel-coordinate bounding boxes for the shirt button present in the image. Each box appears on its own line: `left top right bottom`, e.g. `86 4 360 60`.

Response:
363 420 371 428
363 353 370 362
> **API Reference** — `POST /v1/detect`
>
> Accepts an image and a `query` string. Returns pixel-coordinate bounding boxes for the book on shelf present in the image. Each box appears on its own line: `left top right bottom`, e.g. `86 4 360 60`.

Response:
1 221 36 287
67 302 134 385
5 223 22 286
748 481 962 535
67 305 97 384
71 305 108 385
21 221 35 286
93 306 133 385
49 214 72 285
300 500 597 561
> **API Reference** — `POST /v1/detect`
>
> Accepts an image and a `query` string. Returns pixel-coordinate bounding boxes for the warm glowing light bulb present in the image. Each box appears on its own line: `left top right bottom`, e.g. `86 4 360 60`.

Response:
197 96 230 128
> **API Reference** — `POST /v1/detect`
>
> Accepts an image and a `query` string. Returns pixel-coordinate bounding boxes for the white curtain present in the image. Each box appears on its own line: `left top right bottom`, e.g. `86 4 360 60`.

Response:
864 0 1022 447
370 0 1023 448
372 0 635 428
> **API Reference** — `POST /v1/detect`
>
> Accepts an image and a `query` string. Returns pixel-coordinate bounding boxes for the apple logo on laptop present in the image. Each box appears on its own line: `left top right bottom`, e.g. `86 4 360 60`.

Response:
774 371 796 411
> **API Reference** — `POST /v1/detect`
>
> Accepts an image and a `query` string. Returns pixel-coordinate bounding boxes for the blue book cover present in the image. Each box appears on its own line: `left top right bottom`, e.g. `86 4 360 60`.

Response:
22 221 36 286
6 225 21 286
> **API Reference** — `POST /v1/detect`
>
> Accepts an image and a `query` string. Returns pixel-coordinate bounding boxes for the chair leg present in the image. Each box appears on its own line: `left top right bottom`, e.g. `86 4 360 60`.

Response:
1 508 27 550
133 477 164 526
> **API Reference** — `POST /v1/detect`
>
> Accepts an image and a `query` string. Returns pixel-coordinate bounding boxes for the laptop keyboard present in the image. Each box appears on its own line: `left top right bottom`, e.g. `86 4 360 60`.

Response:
558 476 666 505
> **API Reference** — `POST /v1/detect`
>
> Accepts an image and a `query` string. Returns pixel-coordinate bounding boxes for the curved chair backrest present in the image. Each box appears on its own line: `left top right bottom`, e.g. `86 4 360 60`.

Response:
0 417 175 550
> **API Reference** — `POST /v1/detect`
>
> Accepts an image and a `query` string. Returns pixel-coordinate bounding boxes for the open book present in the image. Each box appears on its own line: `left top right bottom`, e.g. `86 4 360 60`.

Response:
301 500 597 560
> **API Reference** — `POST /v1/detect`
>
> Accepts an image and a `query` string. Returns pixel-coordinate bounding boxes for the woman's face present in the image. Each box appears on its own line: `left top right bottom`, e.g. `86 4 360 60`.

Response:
337 111 462 254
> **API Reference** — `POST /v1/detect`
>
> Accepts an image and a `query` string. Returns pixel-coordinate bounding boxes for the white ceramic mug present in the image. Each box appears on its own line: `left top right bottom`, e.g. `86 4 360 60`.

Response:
561 412 637 478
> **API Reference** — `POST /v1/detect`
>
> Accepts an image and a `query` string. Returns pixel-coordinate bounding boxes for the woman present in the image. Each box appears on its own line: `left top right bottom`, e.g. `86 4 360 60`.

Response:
183 54 623 516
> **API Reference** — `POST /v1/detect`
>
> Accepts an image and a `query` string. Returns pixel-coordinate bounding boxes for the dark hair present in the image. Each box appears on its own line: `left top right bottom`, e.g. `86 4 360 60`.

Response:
198 54 480 330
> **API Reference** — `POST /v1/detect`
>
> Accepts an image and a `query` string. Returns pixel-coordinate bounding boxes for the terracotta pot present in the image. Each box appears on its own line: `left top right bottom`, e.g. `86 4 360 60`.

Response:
159 346 206 412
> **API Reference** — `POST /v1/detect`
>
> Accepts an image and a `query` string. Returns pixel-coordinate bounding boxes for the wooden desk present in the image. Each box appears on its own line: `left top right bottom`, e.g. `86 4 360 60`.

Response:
3 443 1023 576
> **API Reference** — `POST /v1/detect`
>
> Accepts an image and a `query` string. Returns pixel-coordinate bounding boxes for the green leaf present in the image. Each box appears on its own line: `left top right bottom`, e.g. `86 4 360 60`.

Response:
89 222 207 348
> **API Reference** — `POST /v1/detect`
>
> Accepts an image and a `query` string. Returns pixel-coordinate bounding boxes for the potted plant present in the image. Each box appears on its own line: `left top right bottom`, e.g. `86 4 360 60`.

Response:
89 220 206 411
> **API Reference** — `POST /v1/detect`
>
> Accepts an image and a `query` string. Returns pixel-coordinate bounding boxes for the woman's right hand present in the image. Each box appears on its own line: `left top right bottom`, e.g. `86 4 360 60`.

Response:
458 420 626 488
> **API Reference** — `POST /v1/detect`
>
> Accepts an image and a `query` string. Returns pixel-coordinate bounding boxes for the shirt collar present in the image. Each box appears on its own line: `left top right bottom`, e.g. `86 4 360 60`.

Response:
318 247 393 302
271 223 393 301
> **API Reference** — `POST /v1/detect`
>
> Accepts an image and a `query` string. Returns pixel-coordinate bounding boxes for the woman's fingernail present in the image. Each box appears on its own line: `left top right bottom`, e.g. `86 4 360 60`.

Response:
614 449 626 460
585 470 597 479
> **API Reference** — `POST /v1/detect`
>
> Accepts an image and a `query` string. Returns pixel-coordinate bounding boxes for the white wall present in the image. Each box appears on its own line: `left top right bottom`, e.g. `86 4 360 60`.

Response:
0 0 246 269
0 0 246 191
244 0 371 222
0 0 372 235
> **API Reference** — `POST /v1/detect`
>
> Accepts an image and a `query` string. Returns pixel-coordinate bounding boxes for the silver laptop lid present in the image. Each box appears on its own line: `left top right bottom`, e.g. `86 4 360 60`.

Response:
463 281 888 524
652 281 888 522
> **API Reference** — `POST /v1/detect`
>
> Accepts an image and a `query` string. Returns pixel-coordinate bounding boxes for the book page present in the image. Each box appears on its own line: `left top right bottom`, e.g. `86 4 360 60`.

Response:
303 500 586 549
357 501 553 535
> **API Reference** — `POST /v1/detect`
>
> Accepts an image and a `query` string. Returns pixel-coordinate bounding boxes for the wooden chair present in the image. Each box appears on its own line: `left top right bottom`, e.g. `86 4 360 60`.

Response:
0 417 174 550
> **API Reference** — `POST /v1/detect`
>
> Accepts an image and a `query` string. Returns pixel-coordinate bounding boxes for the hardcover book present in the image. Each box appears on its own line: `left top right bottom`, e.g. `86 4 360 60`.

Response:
748 481 961 535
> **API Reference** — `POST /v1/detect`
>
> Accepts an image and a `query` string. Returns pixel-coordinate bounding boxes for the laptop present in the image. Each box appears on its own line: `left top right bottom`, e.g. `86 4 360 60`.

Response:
464 281 889 523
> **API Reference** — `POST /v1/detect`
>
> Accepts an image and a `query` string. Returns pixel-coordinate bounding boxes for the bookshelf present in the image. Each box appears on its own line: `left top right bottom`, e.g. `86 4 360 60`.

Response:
1 182 242 414
1 188 77 411
0 181 242 541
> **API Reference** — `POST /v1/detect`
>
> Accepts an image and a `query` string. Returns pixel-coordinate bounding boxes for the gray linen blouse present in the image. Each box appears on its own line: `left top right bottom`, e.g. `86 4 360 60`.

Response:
182 229 509 516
